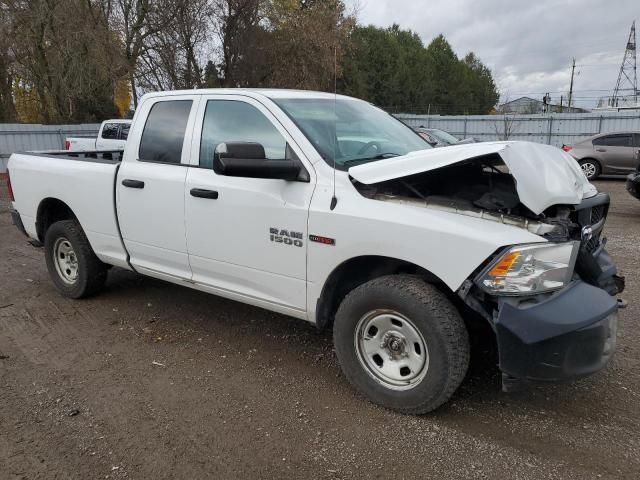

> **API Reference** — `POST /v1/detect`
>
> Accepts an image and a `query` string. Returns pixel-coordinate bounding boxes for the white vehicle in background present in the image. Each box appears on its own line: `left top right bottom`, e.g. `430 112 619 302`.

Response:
64 119 131 151
6 89 625 414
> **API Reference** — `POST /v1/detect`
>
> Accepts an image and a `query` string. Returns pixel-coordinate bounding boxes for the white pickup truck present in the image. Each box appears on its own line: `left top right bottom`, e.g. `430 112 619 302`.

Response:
64 119 131 151
6 89 624 413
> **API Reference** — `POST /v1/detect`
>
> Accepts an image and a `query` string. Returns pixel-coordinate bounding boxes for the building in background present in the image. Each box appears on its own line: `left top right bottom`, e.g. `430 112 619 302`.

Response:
498 96 589 114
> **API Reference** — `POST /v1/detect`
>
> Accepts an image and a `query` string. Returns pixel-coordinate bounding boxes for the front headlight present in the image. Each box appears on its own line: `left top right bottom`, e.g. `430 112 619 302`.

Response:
476 242 579 295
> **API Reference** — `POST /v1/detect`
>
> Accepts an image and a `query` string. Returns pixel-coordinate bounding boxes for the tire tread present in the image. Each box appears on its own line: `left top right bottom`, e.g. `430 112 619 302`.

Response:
44 220 107 298
334 275 470 414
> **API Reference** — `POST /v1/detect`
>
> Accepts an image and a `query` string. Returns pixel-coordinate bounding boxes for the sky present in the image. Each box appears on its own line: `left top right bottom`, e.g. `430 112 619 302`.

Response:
346 0 638 108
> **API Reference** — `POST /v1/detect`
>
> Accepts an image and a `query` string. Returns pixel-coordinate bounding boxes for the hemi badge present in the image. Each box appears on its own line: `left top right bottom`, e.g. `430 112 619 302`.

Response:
309 234 335 246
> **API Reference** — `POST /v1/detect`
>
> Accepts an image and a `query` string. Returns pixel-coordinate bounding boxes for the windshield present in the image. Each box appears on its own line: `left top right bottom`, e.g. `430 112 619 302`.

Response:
272 97 430 169
428 129 460 145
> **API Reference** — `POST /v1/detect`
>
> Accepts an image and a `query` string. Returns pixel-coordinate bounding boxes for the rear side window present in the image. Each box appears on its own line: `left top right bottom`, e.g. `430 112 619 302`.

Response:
139 100 193 164
593 135 632 147
102 123 119 139
120 124 130 140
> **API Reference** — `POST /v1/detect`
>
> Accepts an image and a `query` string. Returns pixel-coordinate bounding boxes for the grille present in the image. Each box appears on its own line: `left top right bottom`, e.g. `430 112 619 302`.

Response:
584 236 600 253
590 205 605 225
570 193 610 254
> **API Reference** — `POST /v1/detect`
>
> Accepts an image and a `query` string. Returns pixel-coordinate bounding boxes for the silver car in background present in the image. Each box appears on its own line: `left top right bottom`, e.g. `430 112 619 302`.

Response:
562 131 640 180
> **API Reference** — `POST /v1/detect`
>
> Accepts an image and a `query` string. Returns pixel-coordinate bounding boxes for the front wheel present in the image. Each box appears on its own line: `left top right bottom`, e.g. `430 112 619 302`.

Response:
44 220 107 298
333 275 470 414
579 159 601 180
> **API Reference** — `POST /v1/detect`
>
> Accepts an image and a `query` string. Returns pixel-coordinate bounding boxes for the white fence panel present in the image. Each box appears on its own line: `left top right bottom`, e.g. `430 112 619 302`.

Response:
0 123 101 172
395 112 640 147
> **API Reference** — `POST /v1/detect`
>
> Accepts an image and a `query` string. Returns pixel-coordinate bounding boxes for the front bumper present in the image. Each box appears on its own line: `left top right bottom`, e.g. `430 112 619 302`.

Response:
496 281 618 383
626 172 640 200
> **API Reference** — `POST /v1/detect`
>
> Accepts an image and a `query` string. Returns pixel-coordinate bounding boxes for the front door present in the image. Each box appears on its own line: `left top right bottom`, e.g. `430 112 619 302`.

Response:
185 96 314 314
117 96 199 279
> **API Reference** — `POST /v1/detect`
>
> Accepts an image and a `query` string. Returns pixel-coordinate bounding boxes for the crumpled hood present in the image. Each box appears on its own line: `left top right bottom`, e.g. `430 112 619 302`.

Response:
348 141 596 215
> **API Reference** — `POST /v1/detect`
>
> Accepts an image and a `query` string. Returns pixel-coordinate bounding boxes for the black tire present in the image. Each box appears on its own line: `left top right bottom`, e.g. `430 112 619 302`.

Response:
333 275 470 414
44 220 107 298
579 159 601 180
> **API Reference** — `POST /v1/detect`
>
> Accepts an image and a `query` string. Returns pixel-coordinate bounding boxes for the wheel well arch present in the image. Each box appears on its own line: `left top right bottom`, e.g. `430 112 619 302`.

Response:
315 255 446 331
36 198 77 242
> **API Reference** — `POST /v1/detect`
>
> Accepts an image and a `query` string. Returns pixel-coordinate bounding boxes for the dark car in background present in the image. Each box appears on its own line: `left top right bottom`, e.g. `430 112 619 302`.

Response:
627 164 640 200
414 127 476 147
562 131 640 180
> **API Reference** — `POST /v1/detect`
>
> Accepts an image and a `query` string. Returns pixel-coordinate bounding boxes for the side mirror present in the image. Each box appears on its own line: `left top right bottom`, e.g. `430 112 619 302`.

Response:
213 142 301 181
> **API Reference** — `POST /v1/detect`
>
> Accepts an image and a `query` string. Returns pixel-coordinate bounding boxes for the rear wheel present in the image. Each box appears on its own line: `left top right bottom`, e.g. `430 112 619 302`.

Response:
44 220 107 298
333 275 470 414
579 159 601 180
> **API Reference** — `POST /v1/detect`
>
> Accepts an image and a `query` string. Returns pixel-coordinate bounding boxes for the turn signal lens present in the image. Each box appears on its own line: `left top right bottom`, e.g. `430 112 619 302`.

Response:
488 251 520 277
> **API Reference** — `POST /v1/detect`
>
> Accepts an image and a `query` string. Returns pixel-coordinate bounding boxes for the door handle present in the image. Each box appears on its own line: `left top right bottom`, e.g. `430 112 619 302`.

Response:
122 179 145 189
190 188 219 199
596 148 607 152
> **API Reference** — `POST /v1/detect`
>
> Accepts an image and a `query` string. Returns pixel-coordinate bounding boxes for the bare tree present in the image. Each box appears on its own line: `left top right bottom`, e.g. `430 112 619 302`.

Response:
0 0 358 121
494 114 518 140
211 0 264 87
262 0 354 91
136 0 212 91
103 0 177 107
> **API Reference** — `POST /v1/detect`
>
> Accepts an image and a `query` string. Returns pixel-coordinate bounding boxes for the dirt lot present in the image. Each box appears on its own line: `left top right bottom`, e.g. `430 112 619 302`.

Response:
1 178 639 479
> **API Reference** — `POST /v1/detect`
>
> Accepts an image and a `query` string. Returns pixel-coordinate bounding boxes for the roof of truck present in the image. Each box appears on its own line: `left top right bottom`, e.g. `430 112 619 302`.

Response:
140 88 355 102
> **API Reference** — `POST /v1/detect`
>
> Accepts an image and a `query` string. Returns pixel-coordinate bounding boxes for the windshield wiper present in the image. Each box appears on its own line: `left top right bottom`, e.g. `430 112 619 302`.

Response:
342 153 400 167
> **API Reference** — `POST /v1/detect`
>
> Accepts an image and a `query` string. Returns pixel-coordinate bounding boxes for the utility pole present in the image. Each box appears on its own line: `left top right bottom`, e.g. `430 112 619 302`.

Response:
542 93 551 113
560 95 564 112
568 58 576 108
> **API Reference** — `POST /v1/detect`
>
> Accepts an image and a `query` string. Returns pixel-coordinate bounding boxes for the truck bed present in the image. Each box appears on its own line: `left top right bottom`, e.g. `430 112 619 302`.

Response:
23 150 124 163
7 150 130 269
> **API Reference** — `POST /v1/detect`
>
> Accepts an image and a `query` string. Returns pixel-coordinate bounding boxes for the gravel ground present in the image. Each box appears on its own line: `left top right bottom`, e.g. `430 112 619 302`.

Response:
0 178 639 479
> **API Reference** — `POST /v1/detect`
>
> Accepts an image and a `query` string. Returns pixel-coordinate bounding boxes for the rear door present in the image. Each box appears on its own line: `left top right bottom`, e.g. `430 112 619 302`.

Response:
117 95 200 279
184 95 314 314
592 134 636 173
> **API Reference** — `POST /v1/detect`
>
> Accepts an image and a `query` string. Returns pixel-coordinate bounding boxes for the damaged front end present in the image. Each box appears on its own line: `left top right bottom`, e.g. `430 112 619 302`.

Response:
350 144 624 389
457 187 624 389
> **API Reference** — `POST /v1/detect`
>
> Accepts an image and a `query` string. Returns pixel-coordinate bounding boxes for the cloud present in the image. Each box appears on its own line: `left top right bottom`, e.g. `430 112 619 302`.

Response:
347 0 638 108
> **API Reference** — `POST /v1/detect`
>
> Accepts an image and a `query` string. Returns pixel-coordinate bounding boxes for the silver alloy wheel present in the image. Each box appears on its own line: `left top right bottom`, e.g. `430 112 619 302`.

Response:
581 161 597 179
53 237 79 285
355 310 429 390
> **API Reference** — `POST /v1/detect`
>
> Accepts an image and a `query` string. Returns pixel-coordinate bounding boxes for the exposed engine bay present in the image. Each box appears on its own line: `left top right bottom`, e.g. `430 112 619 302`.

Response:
354 154 575 241
353 153 623 297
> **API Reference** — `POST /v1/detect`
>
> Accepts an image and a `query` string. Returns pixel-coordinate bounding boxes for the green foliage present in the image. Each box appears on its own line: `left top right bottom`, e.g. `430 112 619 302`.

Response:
340 26 499 114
